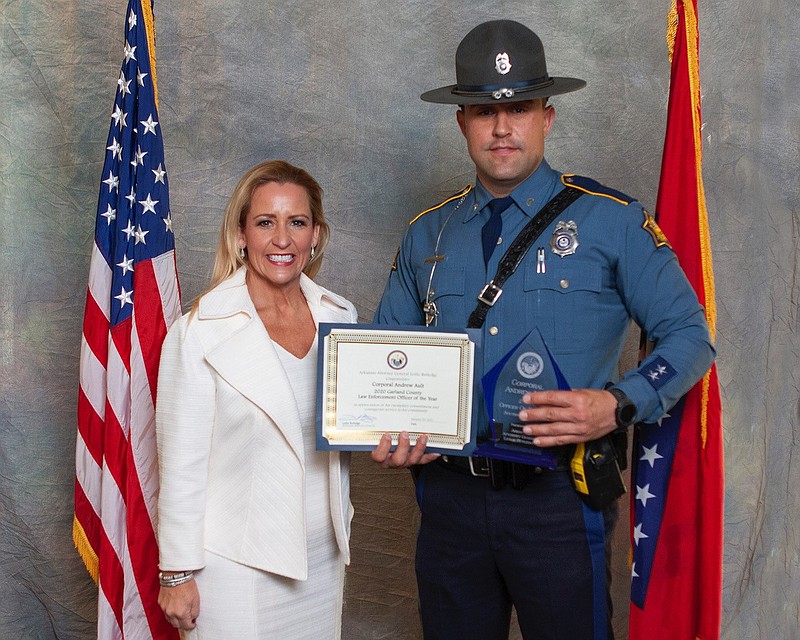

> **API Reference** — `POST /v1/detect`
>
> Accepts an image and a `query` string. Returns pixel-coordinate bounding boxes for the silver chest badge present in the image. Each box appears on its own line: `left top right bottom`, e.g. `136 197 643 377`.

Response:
495 52 512 75
550 220 579 257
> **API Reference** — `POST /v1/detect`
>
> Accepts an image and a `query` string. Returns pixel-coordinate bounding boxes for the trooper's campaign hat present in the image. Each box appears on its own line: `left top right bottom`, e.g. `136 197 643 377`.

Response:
421 20 586 105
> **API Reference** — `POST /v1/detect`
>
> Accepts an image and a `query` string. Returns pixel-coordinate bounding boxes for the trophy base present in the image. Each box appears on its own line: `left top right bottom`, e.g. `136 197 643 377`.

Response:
472 423 561 469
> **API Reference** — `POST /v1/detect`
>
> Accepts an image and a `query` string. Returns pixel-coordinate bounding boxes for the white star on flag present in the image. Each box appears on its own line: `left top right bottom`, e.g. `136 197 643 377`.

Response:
636 483 657 507
125 188 136 206
107 138 122 158
633 523 649 546
127 9 137 30
114 286 133 307
655 411 672 427
139 194 158 214
631 562 639 579
123 42 137 63
163 214 173 232
152 164 166 183
137 70 148 86
101 204 116 224
133 225 149 245
121 221 136 240
111 105 127 129
640 444 664 468
131 146 147 167
118 71 132 97
116 256 134 276
103 171 119 193
140 115 158 135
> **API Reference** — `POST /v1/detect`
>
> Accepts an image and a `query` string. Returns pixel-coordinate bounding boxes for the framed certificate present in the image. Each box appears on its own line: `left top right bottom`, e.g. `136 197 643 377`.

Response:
315 324 480 454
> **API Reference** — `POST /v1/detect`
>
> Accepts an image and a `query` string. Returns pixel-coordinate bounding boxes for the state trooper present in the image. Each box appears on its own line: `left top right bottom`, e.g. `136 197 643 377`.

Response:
371 19 714 640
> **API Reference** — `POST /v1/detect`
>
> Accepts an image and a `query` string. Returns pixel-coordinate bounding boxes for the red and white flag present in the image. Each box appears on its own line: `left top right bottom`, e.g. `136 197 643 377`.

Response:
74 1 181 637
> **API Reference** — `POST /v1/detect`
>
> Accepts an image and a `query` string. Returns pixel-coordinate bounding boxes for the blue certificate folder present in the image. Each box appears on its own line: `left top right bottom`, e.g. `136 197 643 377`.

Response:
474 329 571 469
315 323 483 456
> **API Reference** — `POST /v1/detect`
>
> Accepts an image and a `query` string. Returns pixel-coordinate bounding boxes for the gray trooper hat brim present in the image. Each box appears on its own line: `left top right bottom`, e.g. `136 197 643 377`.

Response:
420 77 586 105
421 20 586 105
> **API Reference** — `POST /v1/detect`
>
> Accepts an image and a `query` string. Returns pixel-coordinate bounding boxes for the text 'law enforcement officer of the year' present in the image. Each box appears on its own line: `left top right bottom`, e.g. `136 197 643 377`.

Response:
371 19 715 640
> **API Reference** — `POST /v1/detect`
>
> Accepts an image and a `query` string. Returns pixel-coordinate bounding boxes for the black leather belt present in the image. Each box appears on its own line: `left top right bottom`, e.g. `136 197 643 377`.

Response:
437 455 564 490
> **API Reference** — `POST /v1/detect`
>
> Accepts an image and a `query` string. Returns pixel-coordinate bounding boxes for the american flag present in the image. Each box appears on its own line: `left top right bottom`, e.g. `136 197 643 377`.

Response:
629 0 723 637
74 1 181 637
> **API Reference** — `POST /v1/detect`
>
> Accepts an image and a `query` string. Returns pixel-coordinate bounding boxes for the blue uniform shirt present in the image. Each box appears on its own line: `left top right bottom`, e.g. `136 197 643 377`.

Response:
374 161 715 424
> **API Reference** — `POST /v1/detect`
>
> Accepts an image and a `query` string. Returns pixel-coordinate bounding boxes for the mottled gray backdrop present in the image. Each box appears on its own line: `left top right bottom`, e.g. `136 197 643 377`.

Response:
1 0 798 638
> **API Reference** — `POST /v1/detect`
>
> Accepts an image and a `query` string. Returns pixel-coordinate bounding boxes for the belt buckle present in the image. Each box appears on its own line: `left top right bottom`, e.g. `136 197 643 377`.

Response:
477 282 503 306
468 456 490 478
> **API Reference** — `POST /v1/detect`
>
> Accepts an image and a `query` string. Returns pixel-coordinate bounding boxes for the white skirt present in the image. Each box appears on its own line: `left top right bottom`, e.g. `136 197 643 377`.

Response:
183 544 345 640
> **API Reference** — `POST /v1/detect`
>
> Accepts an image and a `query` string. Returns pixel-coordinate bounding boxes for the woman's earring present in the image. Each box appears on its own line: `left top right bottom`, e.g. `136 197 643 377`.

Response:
310 245 316 259
239 246 246 260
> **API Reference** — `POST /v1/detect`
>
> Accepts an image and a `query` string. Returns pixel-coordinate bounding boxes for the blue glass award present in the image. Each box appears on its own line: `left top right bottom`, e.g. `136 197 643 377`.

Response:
473 328 571 469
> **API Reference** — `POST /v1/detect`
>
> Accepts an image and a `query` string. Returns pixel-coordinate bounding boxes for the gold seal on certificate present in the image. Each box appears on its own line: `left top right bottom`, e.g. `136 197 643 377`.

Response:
315 324 479 454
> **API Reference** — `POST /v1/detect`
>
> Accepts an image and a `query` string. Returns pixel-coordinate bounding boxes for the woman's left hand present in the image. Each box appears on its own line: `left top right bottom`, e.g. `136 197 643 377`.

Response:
158 580 200 630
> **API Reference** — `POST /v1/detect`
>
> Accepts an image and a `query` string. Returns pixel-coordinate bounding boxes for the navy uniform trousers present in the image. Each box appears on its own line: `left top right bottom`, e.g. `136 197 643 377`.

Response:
414 460 616 640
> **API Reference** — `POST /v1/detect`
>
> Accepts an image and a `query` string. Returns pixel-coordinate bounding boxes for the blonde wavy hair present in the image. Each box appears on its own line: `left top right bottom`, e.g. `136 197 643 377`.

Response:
191 160 330 314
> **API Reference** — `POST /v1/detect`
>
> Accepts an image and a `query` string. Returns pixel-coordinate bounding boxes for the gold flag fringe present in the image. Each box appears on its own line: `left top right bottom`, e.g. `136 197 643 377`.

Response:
666 0 679 61
73 516 99 584
667 0 717 446
142 0 159 109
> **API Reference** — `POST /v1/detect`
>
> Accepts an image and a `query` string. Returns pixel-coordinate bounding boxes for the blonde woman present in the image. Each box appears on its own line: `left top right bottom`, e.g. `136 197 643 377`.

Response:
156 161 356 638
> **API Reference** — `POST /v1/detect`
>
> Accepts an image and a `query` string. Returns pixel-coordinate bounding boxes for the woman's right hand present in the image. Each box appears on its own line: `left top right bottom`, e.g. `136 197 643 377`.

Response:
371 431 440 469
158 580 200 630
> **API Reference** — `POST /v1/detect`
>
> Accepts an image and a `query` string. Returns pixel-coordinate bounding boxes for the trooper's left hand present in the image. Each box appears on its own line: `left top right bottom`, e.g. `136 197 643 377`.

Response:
517 389 617 447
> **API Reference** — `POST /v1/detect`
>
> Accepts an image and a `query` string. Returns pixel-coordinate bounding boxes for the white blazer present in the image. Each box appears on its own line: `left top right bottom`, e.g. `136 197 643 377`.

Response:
156 268 358 580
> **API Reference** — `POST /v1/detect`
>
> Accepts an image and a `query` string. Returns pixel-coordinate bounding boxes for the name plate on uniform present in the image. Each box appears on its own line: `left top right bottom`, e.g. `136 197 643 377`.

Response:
316 324 479 454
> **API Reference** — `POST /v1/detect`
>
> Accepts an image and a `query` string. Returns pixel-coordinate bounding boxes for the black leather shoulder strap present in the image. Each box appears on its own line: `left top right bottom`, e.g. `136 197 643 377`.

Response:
467 186 583 329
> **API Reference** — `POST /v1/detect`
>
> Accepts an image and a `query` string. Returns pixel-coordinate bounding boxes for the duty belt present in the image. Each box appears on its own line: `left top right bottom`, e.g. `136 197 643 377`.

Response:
437 453 568 490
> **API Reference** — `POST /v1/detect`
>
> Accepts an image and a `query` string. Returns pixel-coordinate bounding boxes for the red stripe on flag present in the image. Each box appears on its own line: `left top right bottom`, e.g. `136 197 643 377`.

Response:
98 523 126 632
111 320 132 375
133 259 169 401
102 399 131 509
83 288 111 366
125 442 177 636
78 388 105 467
74 478 102 561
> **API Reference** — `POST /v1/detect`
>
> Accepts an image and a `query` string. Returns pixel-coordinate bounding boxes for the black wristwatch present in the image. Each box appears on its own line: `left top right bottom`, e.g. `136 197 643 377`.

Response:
607 387 637 429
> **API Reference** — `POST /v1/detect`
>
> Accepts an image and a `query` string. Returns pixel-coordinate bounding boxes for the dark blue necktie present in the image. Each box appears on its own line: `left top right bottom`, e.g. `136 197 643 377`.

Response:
482 196 513 266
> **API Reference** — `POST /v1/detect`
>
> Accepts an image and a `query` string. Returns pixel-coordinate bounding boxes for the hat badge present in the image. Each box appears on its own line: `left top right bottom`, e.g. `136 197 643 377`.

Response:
495 52 512 75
